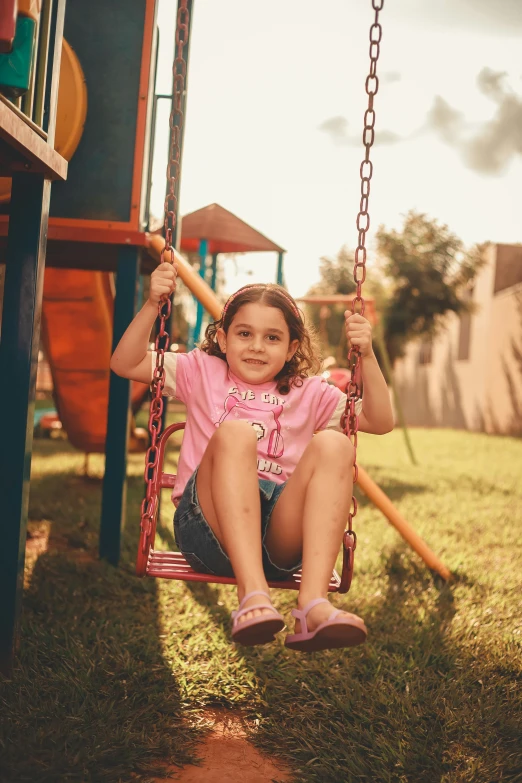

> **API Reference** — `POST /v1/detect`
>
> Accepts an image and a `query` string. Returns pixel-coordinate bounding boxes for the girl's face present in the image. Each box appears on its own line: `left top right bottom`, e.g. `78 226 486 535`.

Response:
217 302 299 385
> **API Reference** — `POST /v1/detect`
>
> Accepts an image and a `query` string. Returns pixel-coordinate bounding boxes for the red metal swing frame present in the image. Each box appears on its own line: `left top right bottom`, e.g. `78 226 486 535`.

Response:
136 0 384 595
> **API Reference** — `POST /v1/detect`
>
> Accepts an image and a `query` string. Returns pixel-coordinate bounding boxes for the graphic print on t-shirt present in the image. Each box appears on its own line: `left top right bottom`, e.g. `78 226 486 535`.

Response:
217 387 286 476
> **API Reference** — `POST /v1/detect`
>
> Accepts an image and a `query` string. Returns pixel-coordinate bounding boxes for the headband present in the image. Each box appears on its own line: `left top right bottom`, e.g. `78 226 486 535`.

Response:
221 284 301 321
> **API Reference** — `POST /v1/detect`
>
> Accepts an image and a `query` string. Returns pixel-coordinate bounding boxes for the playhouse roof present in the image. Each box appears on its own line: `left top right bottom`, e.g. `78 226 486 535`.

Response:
180 203 285 255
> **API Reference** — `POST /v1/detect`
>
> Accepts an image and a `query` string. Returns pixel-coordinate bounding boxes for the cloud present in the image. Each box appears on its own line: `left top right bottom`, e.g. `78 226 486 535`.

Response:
321 68 522 175
319 116 401 147
319 116 349 144
477 68 507 100
425 68 522 175
378 130 403 145
395 0 522 34
381 71 402 85
425 97 464 145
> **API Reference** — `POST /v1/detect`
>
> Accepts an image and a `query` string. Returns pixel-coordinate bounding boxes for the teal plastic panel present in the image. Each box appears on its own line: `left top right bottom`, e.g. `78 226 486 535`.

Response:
0 16 36 98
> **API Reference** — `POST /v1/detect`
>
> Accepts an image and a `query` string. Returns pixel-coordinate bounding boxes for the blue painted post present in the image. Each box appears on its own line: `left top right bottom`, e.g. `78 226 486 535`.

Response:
0 0 65 674
0 175 51 673
192 237 208 344
210 252 218 291
276 251 285 287
99 247 139 565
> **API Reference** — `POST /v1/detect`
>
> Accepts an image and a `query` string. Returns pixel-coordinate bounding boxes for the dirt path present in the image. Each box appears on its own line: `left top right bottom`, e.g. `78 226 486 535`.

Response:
26 526 293 782
155 710 292 783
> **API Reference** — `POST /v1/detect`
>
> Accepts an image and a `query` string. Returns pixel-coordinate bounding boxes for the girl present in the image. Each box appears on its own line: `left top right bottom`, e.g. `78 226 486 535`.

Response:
111 262 394 652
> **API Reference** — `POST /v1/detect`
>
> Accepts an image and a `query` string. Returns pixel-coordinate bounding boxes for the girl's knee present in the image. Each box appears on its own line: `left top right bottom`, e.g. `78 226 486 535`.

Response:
312 430 354 467
213 421 258 452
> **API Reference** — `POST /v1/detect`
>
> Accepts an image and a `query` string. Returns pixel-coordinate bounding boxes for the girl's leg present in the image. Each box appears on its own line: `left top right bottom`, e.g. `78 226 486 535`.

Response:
196 420 275 624
264 430 356 632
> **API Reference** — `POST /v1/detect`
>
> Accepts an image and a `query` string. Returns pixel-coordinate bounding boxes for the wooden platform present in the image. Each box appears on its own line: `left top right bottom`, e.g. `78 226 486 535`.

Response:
0 96 67 180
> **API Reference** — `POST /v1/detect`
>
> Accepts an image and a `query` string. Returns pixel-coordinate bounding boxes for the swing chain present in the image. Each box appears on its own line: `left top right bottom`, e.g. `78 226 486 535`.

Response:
340 0 384 592
163 0 189 260
140 299 172 527
140 1 190 542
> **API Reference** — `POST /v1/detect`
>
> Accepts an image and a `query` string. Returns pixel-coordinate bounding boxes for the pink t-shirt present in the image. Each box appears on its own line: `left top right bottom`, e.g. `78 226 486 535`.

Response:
152 349 361 504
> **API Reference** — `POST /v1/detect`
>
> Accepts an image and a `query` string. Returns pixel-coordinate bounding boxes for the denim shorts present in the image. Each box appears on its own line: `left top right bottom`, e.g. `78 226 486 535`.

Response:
173 469 302 580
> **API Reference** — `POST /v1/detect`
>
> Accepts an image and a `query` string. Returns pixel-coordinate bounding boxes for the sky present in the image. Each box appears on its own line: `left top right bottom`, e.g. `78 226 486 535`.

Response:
150 0 522 298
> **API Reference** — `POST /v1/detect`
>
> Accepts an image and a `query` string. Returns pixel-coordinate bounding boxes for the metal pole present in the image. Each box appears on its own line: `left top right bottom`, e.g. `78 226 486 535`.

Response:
210 252 218 291
100 247 139 565
143 27 161 230
192 237 207 343
276 251 284 286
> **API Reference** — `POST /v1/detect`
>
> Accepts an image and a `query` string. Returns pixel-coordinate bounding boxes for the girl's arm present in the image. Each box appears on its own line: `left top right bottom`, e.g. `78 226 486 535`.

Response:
110 262 177 383
344 312 394 435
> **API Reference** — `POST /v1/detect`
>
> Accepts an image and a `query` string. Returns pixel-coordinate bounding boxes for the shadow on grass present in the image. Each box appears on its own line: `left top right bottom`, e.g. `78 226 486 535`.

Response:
0 465 201 783
17 437 521 783
355 468 429 505
185 547 521 783
362 458 518 502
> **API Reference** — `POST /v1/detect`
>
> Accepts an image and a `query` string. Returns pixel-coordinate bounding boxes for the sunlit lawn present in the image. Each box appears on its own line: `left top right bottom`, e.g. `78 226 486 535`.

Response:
1 417 521 782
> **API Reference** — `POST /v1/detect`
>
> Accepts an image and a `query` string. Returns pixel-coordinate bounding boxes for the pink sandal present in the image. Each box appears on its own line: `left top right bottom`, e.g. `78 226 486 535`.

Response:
285 598 367 652
231 591 286 646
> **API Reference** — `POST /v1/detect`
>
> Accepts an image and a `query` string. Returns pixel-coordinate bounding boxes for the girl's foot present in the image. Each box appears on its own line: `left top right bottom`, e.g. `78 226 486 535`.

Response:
231 590 285 646
285 597 367 652
234 592 276 625
294 599 348 633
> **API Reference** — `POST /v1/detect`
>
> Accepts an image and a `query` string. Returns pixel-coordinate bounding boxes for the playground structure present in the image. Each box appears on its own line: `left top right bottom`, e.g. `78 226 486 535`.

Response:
0 0 450 673
0 0 184 672
176 202 286 348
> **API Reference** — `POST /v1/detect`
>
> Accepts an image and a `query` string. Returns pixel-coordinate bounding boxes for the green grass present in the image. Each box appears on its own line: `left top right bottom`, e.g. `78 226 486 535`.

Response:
1 422 521 783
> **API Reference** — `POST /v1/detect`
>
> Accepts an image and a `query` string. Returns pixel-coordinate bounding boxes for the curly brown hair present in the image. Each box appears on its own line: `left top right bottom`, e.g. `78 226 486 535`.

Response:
200 284 322 395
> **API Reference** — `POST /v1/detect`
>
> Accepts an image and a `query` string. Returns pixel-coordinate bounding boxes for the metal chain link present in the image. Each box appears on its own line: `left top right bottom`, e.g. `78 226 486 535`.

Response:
162 0 189 262
339 0 384 591
140 1 189 549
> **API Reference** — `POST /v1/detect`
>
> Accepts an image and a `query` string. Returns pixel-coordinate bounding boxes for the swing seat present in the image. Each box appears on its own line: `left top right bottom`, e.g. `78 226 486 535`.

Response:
145 550 341 591
136 422 347 592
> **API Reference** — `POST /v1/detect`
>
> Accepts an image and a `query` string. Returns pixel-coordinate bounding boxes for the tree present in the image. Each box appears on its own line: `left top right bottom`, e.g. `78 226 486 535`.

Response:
376 211 487 361
305 246 382 364
306 211 487 366
307 246 357 297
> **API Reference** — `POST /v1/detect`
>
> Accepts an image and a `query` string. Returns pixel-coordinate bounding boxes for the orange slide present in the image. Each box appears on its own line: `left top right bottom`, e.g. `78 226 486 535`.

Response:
40 239 224 456
41 268 149 453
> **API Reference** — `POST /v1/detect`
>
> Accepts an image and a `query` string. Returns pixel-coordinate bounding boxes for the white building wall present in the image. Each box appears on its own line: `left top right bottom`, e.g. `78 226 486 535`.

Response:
393 245 522 434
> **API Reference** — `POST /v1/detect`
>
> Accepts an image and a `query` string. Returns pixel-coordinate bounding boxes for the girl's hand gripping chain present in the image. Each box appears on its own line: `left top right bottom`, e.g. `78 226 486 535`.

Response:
149 261 178 305
344 312 374 358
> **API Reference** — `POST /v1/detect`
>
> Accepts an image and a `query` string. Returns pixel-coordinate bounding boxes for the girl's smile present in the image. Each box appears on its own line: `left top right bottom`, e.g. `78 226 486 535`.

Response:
217 303 298 385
